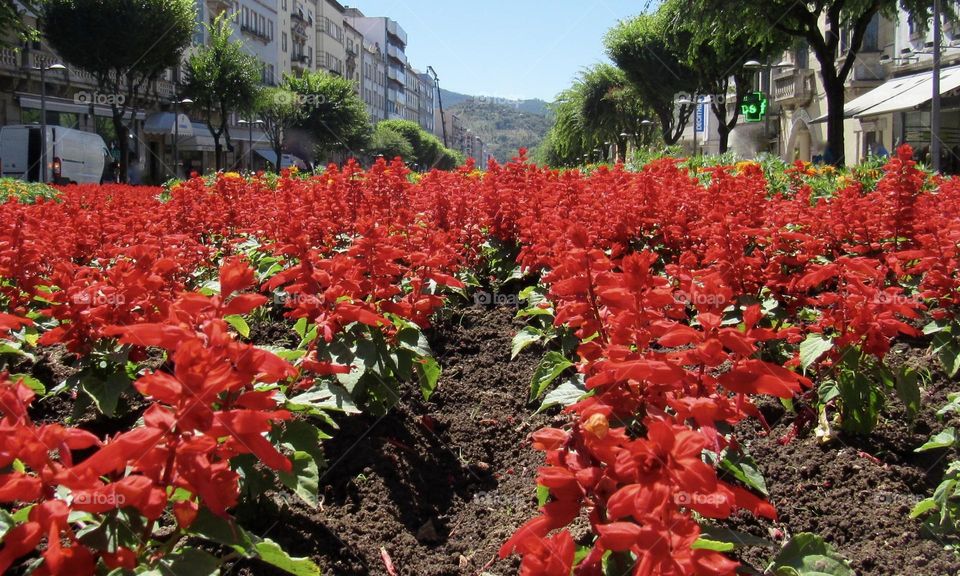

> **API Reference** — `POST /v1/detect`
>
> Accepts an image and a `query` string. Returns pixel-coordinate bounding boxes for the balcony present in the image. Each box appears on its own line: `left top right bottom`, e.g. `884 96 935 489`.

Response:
240 24 271 43
387 65 405 84
386 44 405 64
291 53 311 71
206 0 235 16
386 19 407 46
291 4 313 25
773 68 815 108
291 20 309 39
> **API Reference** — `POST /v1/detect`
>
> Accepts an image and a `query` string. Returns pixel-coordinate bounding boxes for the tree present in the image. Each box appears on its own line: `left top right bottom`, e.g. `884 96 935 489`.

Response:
368 123 414 161
661 0 789 153
255 87 305 172
2 0 41 48
576 64 651 162
184 13 261 172
693 0 941 164
44 0 195 182
605 12 699 146
282 70 369 162
377 119 460 170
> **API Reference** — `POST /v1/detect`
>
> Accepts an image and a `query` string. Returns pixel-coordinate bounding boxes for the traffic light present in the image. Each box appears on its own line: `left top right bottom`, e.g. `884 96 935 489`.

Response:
741 91 768 123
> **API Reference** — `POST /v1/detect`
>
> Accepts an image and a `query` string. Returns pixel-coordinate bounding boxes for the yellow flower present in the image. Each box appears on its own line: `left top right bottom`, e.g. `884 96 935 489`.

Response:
223 172 242 180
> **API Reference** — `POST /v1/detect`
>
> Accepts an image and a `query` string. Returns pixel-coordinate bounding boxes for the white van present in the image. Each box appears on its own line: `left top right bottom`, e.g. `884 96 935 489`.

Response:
0 125 112 184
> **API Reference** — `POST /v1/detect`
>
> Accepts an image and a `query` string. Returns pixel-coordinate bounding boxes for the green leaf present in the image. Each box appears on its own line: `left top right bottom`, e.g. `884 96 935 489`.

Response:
254 538 322 576
691 538 735 552
536 484 550 507
768 533 855 576
278 451 320 508
416 357 441 401
836 370 883 435
223 315 251 338
187 509 255 555
293 317 308 340
894 366 921 420
156 547 221 576
529 351 574 401
0 509 15 540
719 448 768 496
799 334 833 374
80 371 131 418
511 326 543 360
285 383 361 416
909 498 938 518
537 375 587 413
937 393 960 418
916 428 957 452
9 373 45 395
932 332 960 378
700 525 776 548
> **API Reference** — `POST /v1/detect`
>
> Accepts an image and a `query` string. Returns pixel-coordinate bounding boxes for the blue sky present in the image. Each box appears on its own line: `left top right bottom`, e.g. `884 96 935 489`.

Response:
348 0 652 102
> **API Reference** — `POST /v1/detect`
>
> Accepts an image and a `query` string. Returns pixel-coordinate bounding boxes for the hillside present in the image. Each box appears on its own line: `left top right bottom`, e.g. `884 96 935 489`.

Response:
445 96 553 164
440 89 551 116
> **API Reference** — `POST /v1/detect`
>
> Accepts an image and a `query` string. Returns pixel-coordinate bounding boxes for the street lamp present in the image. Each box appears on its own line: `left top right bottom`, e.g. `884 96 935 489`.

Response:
34 63 67 183
427 66 447 147
171 97 192 179
237 118 263 172
932 0 942 172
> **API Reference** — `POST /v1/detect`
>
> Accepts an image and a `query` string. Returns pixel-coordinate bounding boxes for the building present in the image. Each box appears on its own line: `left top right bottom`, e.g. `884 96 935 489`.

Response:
345 8 408 121
361 42 387 124
415 69 435 134
316 0 346 77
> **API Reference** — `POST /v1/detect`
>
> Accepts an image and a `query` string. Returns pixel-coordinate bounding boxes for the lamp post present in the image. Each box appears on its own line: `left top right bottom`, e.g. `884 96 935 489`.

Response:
34 63 67 183
933 0 942 172
427 66 447 147
237 118 263 171
172 97 192 179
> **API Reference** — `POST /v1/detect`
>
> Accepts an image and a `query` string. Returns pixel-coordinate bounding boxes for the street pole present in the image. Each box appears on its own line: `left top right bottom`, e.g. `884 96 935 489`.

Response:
40 65 47 182
932 0 942 172
248 120 253 170
173 100 180 179
428 66 447 147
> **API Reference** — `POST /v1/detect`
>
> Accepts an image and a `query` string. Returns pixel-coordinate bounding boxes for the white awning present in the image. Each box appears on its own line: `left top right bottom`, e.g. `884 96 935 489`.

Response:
255 149 308 169
179 123 217 152
143 112 194 137
812 65 960 122
16 93 146 120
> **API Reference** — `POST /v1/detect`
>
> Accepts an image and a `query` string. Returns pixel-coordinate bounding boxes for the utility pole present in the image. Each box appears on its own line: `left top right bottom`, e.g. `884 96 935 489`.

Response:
932 0 942 172
427 66 447 147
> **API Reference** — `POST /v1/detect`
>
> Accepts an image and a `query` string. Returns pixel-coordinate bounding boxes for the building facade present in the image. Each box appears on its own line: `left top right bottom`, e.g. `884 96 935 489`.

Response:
345 8 408 121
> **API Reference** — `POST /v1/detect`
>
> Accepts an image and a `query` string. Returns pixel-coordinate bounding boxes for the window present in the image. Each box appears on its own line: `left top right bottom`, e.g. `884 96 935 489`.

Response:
282 32 287 52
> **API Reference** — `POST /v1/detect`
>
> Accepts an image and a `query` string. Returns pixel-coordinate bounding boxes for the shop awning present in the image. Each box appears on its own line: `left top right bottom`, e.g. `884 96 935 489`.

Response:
143 112 194 137
178 123 217 152
16 93 146 119
255 150 308 169
812 65 960 122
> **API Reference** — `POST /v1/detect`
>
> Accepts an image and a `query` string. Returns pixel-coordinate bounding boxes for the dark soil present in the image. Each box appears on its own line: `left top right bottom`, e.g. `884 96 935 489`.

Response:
230 303 553 576
729 343 960 575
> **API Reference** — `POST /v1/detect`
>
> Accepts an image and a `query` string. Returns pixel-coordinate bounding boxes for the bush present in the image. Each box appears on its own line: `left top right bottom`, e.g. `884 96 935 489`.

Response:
0 178 61 203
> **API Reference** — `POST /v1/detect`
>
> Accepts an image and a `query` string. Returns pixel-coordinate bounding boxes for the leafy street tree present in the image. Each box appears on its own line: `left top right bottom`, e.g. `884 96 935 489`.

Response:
661 0 789 153
2 0 42 47
605 12 699 146
43 0 195 181
282 70 369 162
577 64 650 162
377 119 460 170
184 13 261 172
368 123 415 161
692 0 942 164
255 87 305 171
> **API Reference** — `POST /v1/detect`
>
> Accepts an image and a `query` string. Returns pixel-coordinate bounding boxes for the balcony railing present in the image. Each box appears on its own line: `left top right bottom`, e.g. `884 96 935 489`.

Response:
773 69 815 108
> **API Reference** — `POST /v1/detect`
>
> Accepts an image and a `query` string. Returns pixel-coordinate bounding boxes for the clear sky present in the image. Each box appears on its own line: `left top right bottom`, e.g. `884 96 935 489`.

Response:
346 0 653 102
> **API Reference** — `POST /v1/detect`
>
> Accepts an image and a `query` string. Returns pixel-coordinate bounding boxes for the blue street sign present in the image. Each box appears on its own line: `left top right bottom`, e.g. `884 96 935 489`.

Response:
695 103 705 133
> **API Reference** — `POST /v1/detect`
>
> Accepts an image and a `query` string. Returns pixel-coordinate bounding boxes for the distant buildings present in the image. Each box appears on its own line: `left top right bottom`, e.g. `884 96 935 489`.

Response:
0 0 476 184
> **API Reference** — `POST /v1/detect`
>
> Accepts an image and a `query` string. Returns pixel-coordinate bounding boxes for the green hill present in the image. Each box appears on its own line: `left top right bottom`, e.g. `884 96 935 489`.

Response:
446 98 553 164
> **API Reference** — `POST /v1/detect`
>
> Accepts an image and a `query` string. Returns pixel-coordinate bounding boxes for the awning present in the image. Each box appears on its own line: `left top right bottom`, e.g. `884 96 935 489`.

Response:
143 112 194 137
255 149 308 169
812 65 960 122
16 93 146 120
178 123 217 152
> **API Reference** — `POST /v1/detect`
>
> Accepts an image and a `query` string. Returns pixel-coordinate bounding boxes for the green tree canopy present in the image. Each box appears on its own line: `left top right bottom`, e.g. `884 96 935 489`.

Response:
281 70 369 162
368 124 415 161
2 0 42 47
605 12 698 146
184 12 261 172
660 0 789 153
44 0 195 181
377 119 460 170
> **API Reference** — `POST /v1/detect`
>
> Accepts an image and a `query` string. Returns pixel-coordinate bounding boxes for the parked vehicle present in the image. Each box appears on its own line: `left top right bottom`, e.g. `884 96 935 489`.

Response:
0 124 111 184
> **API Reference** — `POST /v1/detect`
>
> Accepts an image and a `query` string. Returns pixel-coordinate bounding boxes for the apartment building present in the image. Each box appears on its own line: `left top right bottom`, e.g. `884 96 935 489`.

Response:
345 8 408 121
440 110 487 163
361 41 386 123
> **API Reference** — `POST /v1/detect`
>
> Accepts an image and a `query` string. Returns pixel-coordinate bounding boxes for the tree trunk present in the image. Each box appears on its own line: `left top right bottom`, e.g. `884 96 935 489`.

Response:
274 144 282 172
213 134 222 172
718 128 731 154
112 114 129 183
823 77 846 166
618 137 628 163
